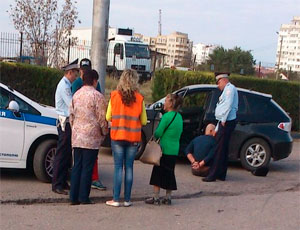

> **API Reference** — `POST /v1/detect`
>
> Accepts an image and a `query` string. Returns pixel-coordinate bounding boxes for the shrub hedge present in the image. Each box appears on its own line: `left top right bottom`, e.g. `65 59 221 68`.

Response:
1 63 299 131
0 62 63 106
152 69 300 131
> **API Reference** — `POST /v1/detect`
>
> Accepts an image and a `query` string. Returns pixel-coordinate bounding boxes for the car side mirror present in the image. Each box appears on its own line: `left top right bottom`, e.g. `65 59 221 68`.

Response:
8 100 19 112
114 44 121 55
154 102 163 111
114 43 124 60
120 44 124 60
8 100 21 117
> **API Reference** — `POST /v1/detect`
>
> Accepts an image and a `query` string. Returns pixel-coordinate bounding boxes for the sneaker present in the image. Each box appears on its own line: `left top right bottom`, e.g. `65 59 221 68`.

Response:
124 201 132 207
145 197 160 205
91 180 107 190
105 200 120 207
161 198 172 205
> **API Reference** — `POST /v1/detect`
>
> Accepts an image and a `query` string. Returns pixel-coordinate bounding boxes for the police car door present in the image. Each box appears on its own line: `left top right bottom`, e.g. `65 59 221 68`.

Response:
0 87 25 162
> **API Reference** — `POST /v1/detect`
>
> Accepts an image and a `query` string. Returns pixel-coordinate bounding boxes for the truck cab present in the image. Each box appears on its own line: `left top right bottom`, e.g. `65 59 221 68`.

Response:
107 28 151 81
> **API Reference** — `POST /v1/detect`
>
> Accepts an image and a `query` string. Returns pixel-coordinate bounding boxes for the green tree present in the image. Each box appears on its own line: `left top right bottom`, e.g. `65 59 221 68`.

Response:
207 46 255 75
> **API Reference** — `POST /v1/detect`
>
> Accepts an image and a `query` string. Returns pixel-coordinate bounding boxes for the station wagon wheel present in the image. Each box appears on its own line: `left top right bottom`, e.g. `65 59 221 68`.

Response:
33 139 57 183
240 138 271 171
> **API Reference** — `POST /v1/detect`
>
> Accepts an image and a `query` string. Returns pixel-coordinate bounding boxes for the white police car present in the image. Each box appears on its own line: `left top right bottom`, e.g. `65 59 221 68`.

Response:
0 83 58 182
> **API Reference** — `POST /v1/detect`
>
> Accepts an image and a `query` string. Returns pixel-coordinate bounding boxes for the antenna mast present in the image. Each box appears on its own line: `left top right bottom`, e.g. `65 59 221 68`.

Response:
158 9 162 36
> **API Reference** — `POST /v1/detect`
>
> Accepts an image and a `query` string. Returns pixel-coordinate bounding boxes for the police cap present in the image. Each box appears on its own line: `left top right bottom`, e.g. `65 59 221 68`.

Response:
62 59 79 71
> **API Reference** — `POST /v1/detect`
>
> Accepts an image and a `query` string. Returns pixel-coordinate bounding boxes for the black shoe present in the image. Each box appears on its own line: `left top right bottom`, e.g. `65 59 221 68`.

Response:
52 188 68 195
217 177 226 181
64 183 71 190
81 200 95 205
70 201 80 205
161 198 172 205
202 177 216 182
145 197 160 205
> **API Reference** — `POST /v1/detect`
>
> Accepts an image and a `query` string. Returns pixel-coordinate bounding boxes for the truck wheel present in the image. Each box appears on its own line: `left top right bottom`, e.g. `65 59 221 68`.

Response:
240 138 271 171
135 132 146 160
33 139 57 183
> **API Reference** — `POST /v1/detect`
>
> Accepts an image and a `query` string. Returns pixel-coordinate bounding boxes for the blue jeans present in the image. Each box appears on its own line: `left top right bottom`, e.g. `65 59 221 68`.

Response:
111 140 138 202
70 148 98 203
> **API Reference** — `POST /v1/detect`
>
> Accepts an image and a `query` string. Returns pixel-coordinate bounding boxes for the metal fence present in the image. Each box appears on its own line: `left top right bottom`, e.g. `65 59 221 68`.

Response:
0 32 23 60
0 32 92 65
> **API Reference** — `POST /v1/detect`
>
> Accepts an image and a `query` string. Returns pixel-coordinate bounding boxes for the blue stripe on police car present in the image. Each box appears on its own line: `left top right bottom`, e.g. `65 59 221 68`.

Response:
0 109 57 126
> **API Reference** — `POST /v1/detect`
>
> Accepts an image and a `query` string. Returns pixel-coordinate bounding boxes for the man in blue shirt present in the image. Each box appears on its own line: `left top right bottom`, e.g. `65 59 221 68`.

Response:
72 58 101 95
185 124 216 177
203 72 238 182
52 59 79 195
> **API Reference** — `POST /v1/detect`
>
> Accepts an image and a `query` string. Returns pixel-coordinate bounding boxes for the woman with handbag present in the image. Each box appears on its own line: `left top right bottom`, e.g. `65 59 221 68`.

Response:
105 69 147 207
145 94 183 205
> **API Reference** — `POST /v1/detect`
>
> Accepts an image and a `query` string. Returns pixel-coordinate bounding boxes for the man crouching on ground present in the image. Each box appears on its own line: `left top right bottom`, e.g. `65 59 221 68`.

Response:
185 124 216 177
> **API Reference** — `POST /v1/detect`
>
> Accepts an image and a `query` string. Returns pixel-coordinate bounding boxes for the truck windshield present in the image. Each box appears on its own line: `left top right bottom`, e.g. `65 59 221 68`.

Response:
125 43 150 59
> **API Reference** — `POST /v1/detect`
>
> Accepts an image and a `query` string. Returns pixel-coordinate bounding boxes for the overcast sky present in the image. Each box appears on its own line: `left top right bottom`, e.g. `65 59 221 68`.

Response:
1 0 300 65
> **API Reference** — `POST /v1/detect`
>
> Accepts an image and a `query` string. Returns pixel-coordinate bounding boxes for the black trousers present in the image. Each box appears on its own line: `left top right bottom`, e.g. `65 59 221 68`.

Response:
207 119 236 180
70 148 98 203
52 122 72 190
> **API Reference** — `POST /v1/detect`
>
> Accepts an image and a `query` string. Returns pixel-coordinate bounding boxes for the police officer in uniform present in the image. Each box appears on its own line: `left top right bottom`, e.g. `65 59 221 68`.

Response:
52 59 79 195
203 72 238 182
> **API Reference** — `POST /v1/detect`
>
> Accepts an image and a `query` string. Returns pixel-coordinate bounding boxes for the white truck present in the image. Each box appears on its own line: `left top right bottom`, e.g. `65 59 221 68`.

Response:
107 28 151 81
70 27 151 81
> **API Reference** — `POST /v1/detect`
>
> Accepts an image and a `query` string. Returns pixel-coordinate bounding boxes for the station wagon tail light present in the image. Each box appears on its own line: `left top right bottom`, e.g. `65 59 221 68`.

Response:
278 122 291 132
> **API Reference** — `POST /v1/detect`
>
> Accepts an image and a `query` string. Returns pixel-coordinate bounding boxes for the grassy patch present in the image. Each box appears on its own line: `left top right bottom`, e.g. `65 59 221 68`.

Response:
104 76 153 104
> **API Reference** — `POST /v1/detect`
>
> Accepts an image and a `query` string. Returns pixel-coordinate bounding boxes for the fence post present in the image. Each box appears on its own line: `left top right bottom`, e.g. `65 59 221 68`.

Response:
153 48 157 72
67 38 71 64
19 32 23 62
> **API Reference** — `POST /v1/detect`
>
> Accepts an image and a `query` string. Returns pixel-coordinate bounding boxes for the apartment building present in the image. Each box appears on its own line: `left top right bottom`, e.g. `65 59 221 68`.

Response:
136 32 192 67
192 43 218 65
276 16 300 72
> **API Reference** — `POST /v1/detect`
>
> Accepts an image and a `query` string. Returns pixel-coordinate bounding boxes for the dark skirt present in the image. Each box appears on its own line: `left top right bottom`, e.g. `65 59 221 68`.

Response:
149 154 177 190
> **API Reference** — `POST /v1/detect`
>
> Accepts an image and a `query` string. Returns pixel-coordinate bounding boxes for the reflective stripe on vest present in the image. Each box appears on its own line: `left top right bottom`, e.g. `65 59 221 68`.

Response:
110 90 143 142
111 126 141 132
111 115 140 121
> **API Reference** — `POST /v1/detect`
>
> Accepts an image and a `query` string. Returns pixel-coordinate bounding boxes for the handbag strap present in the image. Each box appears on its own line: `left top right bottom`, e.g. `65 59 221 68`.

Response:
161 112 177 137
150 112 177 142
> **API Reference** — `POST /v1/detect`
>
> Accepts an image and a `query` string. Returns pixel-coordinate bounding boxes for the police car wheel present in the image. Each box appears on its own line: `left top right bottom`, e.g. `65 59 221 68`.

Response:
240 138 271 171
135 132 146 160
33 139 57 183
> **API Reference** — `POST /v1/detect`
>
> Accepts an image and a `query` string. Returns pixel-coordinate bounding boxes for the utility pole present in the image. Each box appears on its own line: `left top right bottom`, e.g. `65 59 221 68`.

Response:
91 0 110 94
276 34 283 80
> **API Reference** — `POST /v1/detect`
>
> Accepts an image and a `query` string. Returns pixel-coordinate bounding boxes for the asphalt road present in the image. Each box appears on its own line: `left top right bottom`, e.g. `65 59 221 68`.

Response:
0 140 299 230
